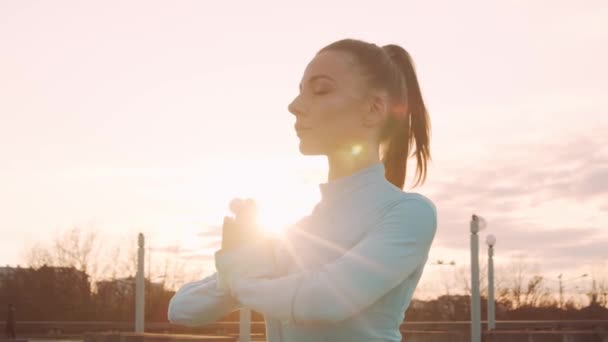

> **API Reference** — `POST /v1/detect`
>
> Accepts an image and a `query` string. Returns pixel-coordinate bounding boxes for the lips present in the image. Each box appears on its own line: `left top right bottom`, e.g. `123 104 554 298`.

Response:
295 124 312 133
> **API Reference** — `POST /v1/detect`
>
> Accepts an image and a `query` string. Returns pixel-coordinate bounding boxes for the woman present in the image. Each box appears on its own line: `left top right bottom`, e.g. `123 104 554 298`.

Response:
168 38 437 342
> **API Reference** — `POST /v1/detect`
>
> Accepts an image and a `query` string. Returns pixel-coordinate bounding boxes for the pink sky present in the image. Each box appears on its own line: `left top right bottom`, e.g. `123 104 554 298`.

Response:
1 1 606 297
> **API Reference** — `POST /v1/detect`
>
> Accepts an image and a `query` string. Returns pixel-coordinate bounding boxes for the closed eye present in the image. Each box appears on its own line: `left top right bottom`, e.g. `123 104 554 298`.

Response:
299 74 336 93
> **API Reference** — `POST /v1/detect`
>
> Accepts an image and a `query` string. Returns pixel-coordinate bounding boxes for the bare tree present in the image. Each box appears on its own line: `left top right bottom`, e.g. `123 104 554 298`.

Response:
23 226 100 274
22 226 141 285
455 263 487 297
53 226 99 274
23 242 54 268
523 275 552 307
495 255 550 309
456 265 471 296
437 264 458 296
22 226 213 293
588 263 608 308
117 233 139 277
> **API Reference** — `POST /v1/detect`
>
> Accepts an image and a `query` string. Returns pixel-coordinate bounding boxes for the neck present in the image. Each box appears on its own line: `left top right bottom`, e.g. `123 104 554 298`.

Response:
326 141 381 181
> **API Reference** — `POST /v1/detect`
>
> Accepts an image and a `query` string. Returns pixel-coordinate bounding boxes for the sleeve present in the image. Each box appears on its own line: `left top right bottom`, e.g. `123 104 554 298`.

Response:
167 272 240 326
214 216 312 289
218 199 437 325
168 220 302 326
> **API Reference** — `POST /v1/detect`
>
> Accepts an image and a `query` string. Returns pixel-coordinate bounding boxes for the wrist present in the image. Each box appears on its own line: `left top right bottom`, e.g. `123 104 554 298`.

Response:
215 238 276 290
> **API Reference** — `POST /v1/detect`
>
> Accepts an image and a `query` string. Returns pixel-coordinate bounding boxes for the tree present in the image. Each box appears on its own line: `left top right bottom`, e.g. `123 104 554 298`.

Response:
23 226 100 277
496 255 550 309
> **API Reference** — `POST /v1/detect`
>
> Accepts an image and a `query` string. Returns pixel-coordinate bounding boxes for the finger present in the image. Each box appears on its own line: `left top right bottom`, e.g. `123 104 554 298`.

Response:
223 215 235 227
229 198 244 214
246 198 257 210
240 198 258 218
222 216 239 249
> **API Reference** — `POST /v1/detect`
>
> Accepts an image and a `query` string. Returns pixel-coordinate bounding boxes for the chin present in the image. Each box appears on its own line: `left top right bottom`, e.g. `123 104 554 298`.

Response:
298 141 325 156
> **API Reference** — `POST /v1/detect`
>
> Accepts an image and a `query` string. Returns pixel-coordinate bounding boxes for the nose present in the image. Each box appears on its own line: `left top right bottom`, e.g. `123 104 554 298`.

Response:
288 94 303 117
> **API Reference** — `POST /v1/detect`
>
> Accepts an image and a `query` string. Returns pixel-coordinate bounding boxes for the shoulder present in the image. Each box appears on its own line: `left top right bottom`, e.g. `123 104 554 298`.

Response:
379 190 437 240
397 192 436 214
378 179 436 214
376 179 435 210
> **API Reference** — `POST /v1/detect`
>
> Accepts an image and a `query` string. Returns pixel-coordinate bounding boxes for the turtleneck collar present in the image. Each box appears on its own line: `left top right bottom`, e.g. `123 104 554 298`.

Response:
318 162 386 203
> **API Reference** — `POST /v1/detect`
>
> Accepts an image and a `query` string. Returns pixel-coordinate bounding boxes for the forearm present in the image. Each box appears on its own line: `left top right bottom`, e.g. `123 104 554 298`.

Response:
225 270 362 325
167 273 239 326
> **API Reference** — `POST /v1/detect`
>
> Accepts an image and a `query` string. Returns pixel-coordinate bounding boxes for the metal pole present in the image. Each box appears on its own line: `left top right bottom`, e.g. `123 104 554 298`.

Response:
470 215 481 342
560 276 564 310
488 244 495 330
136 233 145 333
240 308 251 342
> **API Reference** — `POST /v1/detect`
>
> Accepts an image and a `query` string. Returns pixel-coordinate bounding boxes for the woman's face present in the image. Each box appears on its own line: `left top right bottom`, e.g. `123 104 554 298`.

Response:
288 50 374 156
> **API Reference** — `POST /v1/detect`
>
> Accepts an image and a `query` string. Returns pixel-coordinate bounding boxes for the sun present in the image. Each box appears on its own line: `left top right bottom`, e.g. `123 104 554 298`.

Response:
249 175 320 238
256 202 301 238
211 156 323 239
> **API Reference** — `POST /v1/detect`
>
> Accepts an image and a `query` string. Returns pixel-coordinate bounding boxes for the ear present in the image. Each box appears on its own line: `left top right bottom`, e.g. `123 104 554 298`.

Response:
362 94 388 128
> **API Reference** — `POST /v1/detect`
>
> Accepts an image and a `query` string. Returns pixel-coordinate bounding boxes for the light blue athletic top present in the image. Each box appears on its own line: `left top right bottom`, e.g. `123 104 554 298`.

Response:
168 162 437 341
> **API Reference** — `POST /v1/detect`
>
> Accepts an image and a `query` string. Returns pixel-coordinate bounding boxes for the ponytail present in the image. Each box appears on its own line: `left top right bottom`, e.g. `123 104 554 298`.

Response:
381 45 431 189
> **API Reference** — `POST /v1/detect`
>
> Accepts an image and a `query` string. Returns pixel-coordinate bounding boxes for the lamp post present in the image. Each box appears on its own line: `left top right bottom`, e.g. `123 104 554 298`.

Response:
240 308 251 342
136 233 145 333
470 214 486 342
486 234 496 331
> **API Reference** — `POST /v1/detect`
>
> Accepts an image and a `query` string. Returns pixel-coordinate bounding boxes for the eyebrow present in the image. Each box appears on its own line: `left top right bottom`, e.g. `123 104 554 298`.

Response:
299 74 336 91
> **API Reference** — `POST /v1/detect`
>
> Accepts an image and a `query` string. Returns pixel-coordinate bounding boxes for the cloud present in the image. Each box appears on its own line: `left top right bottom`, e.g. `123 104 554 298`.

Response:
147 230 221 259
575 168 608 198
543 237 608 263
148 245 194 254
494 226 606 258
196 227 222 249
196 225 222 238
177 253 215 262
201 238 221 249
427 129 608 275
431 129 608 209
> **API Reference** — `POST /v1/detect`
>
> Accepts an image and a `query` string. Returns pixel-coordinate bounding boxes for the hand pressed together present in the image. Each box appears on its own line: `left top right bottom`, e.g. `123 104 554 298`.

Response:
221 198 265 250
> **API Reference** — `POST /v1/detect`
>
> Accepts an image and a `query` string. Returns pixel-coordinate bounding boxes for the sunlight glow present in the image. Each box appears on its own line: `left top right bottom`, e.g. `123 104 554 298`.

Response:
227 157 322 238
255 195 313 238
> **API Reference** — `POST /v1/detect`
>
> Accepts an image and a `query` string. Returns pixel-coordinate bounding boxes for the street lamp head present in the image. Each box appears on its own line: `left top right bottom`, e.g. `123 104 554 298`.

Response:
486 234 496 246
470 215 479 233
471 214 487 233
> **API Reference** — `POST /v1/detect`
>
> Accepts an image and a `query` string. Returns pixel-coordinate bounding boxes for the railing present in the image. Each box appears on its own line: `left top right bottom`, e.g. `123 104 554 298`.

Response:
2 320 607 337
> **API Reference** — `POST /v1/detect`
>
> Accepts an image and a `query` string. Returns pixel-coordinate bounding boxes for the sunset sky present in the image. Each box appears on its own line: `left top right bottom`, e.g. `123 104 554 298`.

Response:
1 1 606 298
